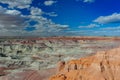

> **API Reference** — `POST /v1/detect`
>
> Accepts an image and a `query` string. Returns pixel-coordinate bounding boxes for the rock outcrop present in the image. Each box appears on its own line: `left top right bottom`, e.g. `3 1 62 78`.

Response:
50 47 120 80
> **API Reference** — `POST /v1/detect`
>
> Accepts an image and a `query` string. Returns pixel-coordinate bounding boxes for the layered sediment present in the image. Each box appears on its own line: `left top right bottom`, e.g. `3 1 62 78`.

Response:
50 47 120 80
0 37 120 80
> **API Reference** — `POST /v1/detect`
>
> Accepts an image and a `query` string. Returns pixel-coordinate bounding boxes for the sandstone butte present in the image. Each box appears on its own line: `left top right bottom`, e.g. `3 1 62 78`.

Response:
50 47 120 80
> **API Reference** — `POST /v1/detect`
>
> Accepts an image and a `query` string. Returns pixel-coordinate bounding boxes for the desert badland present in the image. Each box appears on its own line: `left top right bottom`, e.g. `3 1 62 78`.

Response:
0 37 120 80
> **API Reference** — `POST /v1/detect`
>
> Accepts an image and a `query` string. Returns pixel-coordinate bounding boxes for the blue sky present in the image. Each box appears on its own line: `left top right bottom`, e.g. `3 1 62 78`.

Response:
0 0 120 36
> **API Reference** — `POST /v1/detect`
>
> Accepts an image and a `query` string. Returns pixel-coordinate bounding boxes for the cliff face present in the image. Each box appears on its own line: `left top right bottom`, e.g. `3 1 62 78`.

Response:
50 47 120 80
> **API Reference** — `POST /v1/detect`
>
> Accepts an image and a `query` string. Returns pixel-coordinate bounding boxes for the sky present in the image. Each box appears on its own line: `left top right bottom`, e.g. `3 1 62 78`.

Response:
0 0 120 37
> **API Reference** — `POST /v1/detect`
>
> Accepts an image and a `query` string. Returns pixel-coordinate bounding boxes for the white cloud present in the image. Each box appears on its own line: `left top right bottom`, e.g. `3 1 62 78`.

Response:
94 13 120 24
0 0 32 9
100 26 120 30
44 0 57 6
79 24 99 28
30 7 43 16
0 11 69 36
0 6 21 15
23 14 70 36
28 15 69 32
0 1 70 37
5 10 21 15
30 7 57 17
45 12 58 17
83 0 95 3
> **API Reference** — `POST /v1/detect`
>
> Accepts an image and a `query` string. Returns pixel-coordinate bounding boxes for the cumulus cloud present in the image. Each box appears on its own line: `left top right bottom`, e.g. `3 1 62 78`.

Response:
0 8 69 36
94 13 120 24
30 7 57 17
28 15 69 32
0 6 21 15
0 0 32 9
5 10 21 15
0 15 69 36
0 1 70 36
30 7 43 16
79 24 99 28
44 0 57 6
83 0 95 3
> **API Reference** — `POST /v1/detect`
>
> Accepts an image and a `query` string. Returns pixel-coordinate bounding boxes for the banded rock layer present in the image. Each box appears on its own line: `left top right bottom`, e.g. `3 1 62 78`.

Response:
50 47 120 80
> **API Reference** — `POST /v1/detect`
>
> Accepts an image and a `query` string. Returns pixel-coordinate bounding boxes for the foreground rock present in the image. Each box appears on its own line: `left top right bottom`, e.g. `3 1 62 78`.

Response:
50 47 120 80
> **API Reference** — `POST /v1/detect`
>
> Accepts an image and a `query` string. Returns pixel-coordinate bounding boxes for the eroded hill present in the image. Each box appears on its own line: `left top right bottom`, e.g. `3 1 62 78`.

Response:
0 37 120 80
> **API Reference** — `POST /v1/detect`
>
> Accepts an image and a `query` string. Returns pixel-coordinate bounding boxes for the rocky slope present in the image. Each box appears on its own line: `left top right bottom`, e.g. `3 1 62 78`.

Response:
0 68 56 80
1 37 119 71
50 47 120 80
0 37 120 80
